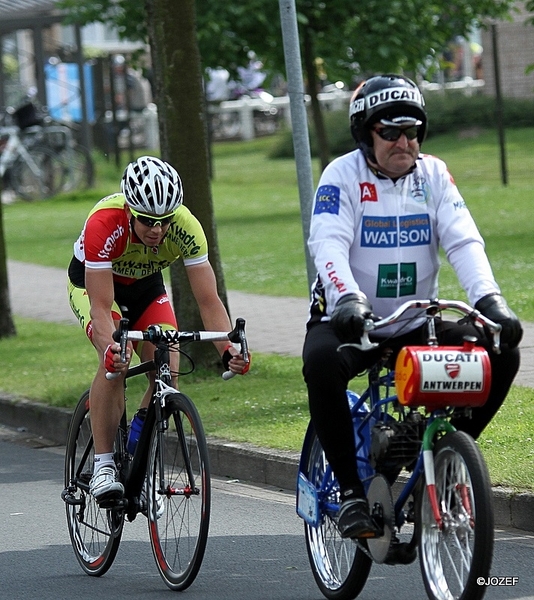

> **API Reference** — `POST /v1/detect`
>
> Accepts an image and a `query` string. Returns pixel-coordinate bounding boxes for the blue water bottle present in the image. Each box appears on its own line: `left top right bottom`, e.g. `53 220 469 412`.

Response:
127 407 147 455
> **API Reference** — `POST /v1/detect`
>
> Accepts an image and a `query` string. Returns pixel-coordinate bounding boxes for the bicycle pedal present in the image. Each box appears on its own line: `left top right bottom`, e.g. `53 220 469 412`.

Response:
61 488 84 506
368 518 384 538
358 526 383 539
369 510 385 537
97 496 126 510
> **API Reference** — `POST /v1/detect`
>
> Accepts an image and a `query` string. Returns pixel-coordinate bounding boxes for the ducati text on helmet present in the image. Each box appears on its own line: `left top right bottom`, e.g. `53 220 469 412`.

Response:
121 156 184 216
356 87 423 113
349 74 427 148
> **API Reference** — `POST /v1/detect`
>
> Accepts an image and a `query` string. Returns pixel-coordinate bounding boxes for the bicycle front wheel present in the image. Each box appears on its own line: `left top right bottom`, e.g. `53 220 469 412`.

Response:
63 390 125 576
303 426 372 600
418 430 494 600
146 392 211 591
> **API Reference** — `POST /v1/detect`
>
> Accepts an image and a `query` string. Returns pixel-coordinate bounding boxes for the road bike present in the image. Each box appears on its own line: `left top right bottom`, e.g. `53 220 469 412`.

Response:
62 317 248 590
297 299 501 600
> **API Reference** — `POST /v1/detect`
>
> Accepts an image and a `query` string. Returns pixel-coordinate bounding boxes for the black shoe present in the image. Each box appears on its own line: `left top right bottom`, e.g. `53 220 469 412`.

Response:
338 498 380 539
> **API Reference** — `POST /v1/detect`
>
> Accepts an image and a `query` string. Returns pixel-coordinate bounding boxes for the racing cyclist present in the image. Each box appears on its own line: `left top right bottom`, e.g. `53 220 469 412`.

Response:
68 156 249 503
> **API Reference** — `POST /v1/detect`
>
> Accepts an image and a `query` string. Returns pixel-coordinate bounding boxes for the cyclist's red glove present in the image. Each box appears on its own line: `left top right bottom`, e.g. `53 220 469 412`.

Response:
222 345 250 374
104 344 118 373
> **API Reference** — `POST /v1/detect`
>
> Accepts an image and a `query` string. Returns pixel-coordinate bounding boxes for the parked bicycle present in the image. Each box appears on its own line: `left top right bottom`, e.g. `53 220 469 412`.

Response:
0 115 64 201
62 317 248 590
17 103 94 192
297 299 501 600
1 102 94 200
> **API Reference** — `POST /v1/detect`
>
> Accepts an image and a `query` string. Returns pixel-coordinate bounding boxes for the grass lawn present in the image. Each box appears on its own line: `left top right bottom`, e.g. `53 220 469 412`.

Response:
1 316 532 492
1 128 533 491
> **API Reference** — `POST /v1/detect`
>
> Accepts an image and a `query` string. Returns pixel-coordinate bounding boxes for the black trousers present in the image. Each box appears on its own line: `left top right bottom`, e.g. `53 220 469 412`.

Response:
302 318 520 496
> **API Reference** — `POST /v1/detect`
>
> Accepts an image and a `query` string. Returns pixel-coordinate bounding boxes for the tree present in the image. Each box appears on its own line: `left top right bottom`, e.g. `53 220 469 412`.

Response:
144 0 229 370
0 182 16 339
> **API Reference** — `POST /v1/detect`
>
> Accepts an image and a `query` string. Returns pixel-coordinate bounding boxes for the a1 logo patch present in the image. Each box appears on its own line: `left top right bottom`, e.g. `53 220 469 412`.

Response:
360 182 377 202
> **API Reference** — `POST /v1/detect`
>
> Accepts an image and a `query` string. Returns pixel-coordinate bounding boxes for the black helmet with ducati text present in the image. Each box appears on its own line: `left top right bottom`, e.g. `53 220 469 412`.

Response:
349 74 427 151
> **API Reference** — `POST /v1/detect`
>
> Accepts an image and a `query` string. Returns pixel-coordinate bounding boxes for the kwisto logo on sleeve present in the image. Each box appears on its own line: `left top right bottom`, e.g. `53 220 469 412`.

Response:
361 214 431 248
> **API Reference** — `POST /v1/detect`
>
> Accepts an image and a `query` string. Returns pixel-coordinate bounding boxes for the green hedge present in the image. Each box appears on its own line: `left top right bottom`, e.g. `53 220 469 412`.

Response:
269 92 534 159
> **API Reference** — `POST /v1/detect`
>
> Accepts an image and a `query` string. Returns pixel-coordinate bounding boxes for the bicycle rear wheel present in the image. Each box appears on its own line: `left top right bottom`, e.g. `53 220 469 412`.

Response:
63 390 125 576
146 392 211 591
303 426 372 600
418 430 494 600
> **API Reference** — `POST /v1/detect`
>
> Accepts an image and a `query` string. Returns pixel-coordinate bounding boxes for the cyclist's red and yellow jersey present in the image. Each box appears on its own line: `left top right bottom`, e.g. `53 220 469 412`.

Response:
73 193 208 284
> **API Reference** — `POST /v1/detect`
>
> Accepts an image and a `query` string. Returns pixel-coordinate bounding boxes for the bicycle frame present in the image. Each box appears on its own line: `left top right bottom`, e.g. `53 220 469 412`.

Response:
122 344 201 521
346 373 457 532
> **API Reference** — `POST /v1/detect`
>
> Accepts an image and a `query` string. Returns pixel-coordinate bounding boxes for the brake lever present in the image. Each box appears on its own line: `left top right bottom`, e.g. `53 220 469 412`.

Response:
113 318 130 362
222 318 249 380
105 318 129 380
338 331 379 352
337 318 379 352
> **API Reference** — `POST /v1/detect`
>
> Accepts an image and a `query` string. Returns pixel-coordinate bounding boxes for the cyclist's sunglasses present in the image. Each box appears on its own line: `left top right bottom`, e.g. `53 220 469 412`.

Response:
130 208 174 227
373 125 420 142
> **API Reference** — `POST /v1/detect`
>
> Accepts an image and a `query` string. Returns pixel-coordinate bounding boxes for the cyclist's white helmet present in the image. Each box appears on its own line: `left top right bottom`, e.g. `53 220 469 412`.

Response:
121 156 183 215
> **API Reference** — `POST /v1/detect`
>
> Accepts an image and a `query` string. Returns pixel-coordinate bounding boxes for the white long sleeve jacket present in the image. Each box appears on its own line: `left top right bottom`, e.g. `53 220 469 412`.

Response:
307 149 500 336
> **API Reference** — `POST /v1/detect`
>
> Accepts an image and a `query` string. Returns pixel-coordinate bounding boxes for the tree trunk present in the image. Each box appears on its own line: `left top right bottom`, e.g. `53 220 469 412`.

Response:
302 26 330 172
0 180 16 339
145 0 229 370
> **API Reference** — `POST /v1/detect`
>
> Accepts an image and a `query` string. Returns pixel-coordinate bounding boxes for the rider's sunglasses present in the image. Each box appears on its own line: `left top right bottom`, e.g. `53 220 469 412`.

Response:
373 125 420 142
130 208 174 227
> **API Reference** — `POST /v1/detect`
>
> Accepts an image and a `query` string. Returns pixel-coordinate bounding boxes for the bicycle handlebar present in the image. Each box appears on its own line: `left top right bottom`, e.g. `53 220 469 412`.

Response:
105 318 249 380
340 298 502 354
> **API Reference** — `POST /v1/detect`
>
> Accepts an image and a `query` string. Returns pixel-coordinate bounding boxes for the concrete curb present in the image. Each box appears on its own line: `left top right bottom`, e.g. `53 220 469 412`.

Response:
1 394 533 532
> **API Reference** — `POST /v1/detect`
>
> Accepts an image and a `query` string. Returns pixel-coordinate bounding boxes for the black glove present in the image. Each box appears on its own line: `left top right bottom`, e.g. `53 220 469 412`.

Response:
330 292 373 343
475 293 523 349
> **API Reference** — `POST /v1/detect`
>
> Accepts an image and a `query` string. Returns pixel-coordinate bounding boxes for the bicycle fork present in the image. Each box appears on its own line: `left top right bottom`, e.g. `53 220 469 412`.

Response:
154 387 201 500
422 418 455 529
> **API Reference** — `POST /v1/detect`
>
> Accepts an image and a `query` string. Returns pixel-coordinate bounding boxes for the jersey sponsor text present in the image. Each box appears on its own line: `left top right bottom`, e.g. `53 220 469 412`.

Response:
361 214 431 247
97 224 125 259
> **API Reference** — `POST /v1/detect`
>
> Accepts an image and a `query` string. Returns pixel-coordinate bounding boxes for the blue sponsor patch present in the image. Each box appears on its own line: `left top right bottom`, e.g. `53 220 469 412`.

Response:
314 185 341 215
361 213 431 247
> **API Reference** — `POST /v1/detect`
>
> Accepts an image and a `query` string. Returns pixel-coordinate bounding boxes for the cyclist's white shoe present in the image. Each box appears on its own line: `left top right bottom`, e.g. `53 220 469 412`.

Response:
89 466 124 502
140 479 165 520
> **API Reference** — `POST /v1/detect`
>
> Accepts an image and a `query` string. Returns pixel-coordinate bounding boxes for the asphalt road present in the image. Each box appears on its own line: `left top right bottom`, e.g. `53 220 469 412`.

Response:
1 424 534 600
